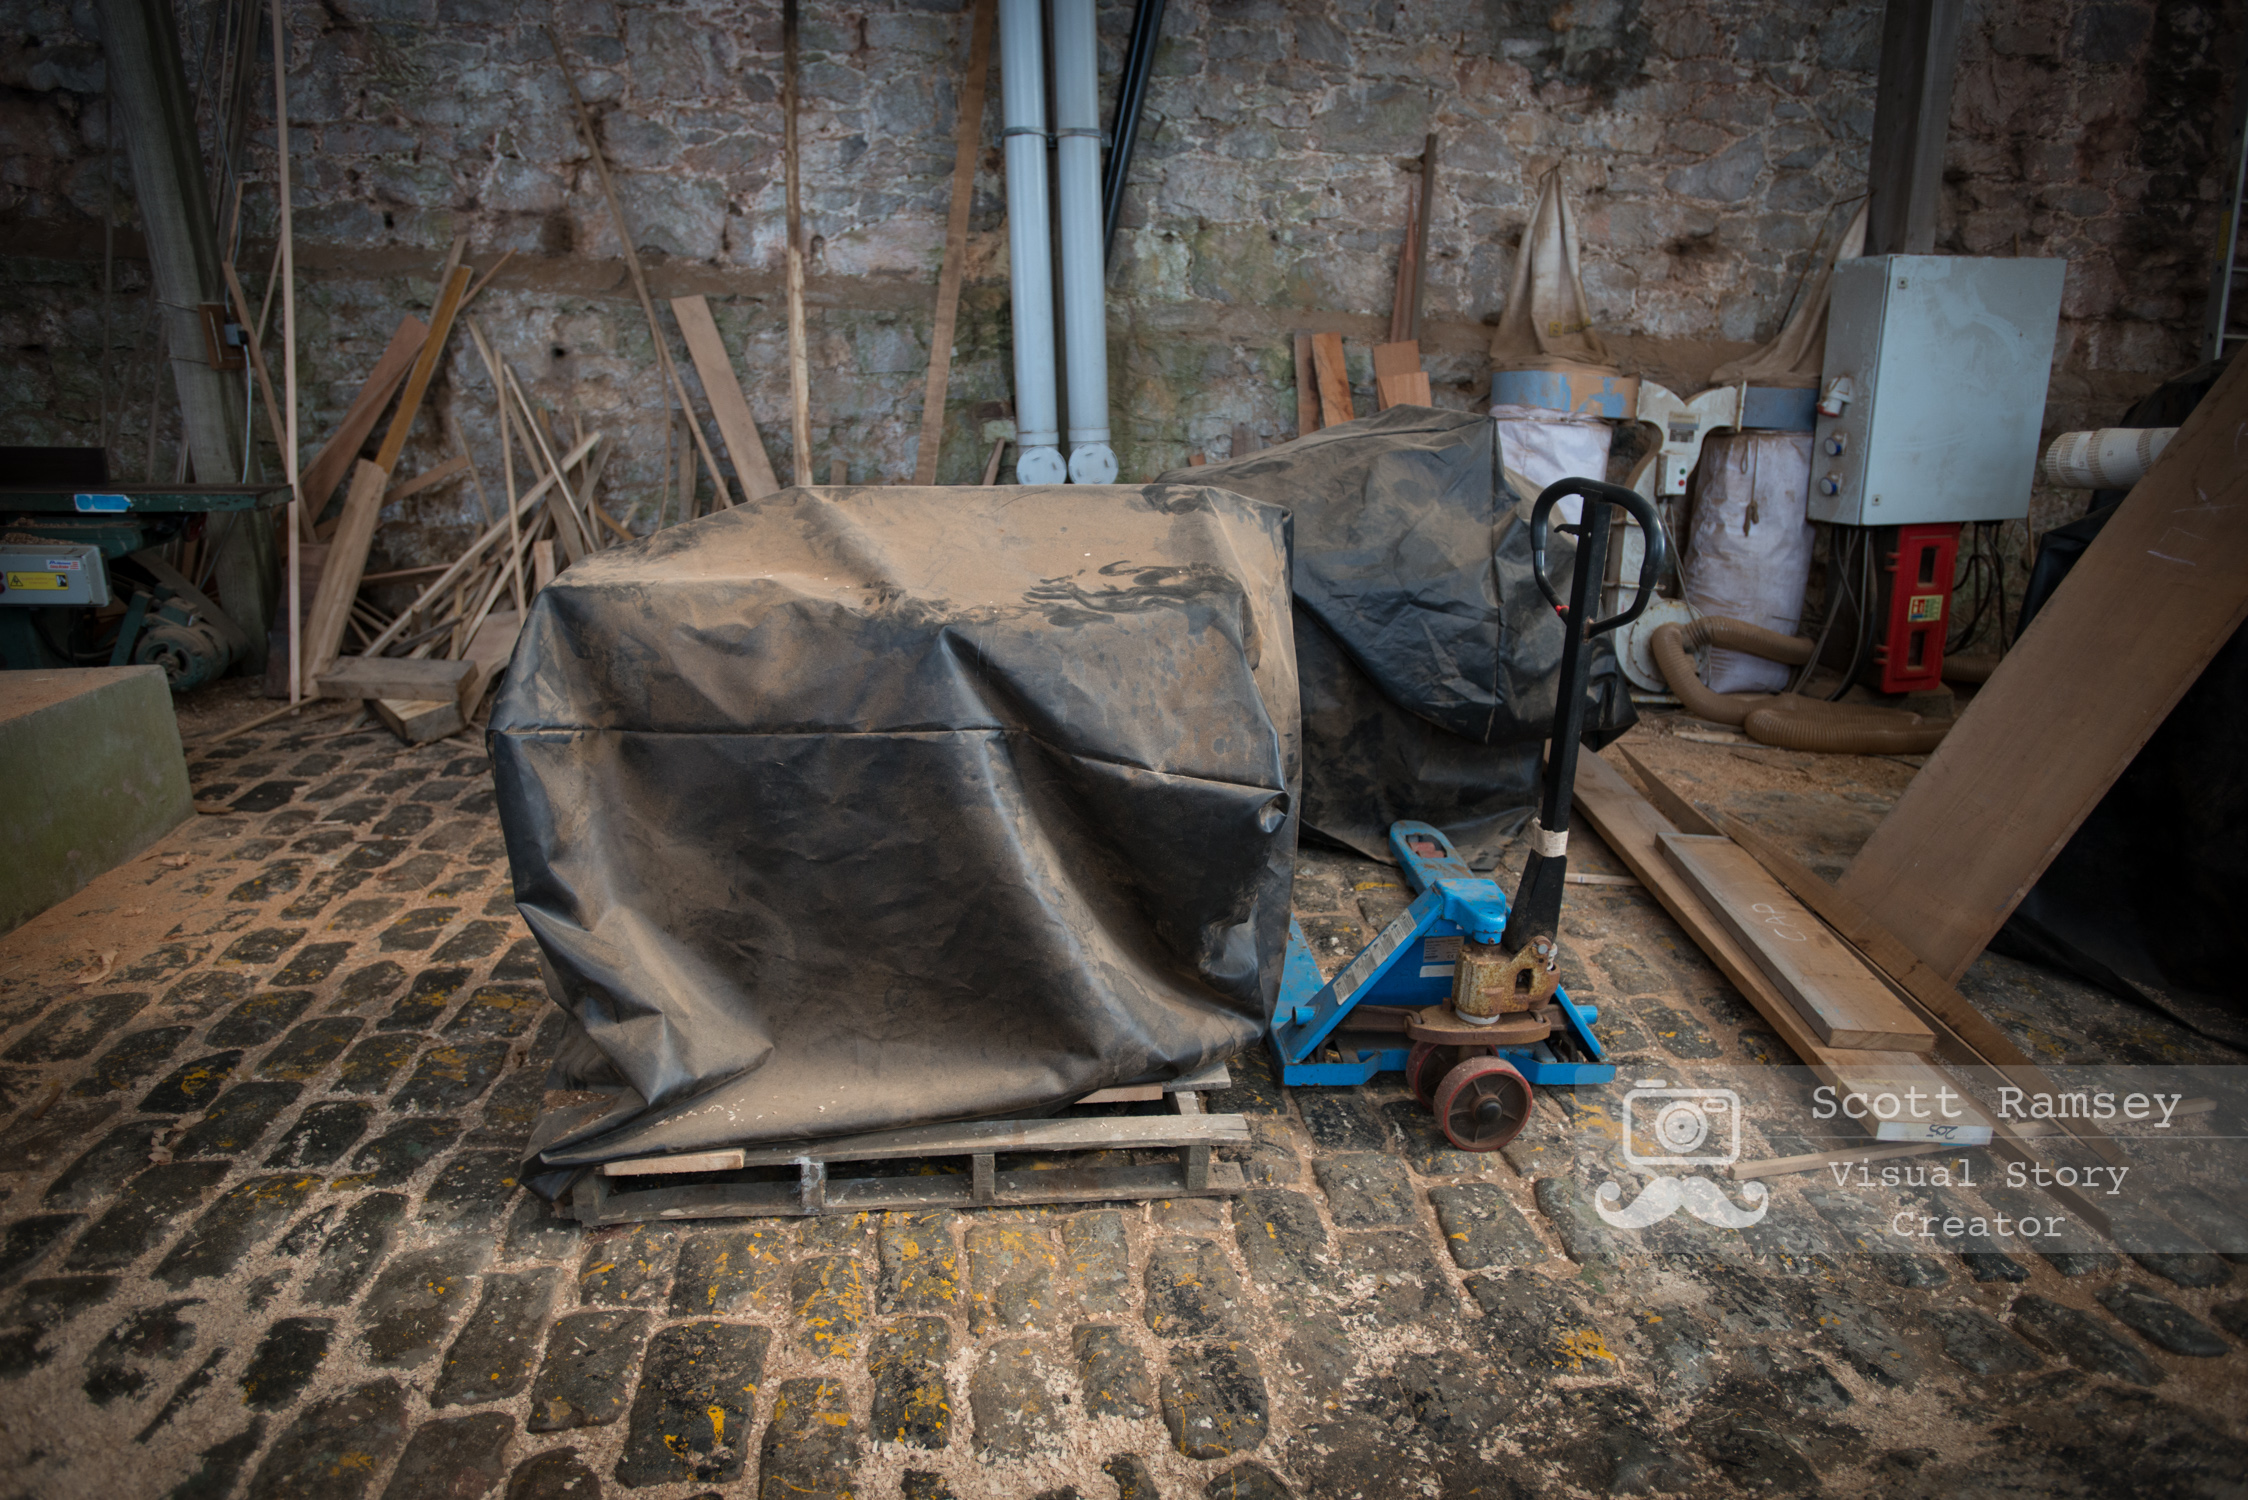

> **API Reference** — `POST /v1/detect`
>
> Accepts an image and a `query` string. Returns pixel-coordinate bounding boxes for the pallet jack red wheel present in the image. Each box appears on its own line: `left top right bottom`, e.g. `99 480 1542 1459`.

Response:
1405 1041 1452 1108
1431 1055 1533 1152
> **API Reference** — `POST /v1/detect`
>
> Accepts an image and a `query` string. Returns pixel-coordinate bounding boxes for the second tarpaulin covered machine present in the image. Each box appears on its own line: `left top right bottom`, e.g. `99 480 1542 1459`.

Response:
493 484 1299 1192
1166 406 1635 863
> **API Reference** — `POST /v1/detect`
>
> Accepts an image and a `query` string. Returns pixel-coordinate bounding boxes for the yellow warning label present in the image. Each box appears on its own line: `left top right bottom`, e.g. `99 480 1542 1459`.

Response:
1906 594 1944 623
4 572 67 591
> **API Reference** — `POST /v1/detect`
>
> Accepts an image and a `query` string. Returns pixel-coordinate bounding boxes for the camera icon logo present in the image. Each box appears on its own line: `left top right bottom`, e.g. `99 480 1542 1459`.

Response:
1622 1079 1741 1168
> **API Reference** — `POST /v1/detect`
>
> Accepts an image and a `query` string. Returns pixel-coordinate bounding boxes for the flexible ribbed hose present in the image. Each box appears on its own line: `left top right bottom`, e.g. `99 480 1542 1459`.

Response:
1649 617 1952 755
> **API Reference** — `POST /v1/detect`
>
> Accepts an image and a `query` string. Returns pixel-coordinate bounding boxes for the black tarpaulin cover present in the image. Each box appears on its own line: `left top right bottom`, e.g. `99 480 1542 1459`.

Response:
491 484 1299 1170
1162 406 1634 860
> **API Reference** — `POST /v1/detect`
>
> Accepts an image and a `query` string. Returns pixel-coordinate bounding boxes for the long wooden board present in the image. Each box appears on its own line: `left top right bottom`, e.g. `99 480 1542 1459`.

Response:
303 268 473 685
672 294 781 501
1311 331 1354 427
1373 339 1429 410
316 655 473 705
1660 832 1936 1052
1839 350 2248 981
1293 333 1319 436
910 0 994 485
1713 809 2130 1170
1614 747 2130 1170
298 315 426 518
1572 751 1989 1133
373 265 473 474
1579 748 2128 1234
300 460 387 684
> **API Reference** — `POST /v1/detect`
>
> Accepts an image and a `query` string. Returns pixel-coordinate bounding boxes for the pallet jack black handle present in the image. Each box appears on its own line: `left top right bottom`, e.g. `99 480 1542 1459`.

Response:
1502 478 1669 958
1527 479 1667 637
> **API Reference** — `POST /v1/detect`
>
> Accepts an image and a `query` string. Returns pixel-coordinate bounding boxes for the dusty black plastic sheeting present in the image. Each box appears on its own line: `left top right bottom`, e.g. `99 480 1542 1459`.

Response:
491 483 1300 1184
1162 406 1636 863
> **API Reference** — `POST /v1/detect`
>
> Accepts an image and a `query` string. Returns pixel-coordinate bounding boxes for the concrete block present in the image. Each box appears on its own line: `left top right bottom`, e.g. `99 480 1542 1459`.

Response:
0 667 193 933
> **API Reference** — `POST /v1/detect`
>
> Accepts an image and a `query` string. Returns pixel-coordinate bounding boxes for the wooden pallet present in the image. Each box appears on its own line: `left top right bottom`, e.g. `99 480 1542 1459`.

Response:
568 1064 1247 1225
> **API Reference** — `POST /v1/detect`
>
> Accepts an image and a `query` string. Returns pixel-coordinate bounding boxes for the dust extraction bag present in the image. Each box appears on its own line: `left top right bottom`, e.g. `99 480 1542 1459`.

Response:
492 484 1299 1173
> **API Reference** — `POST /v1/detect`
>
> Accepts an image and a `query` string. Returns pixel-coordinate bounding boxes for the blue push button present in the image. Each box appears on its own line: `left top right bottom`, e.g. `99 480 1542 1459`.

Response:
74 493 130 513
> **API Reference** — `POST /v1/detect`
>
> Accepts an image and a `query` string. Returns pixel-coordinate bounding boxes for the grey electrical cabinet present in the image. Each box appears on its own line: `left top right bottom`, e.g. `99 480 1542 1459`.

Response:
1807 255 2065 527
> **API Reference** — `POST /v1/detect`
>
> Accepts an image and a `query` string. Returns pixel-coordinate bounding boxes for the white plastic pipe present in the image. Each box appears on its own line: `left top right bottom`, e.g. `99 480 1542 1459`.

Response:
998 0 1066 485
2040 427 2177 490
1052 0 1115 484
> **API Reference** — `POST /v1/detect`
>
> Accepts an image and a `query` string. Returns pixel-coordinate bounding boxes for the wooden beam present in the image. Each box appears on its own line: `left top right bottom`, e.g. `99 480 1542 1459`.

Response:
316 655 474 704
373 264 472 474
300 459 387 684
1571 750 1993 1136
458 608 523 711
383 453 469 506
1406 133 1436 342
1865 0 1964 254
372 697 465 745
218 260 288 479
783 0 812 486
1292 333 1319 437
357 432 598 658
912 0 994 485
1837 350 2248 980
671 295 781 501
1613 745 1721 835
1311 332 1353 427
1659 833 1937 1052
1372 339 1429 410
1713 809 2131 1171
298 316 426 518
547 28 732 511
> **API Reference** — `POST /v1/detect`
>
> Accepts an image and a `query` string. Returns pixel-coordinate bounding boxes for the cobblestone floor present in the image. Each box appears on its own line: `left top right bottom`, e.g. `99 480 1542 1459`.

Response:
0 701 2241 1499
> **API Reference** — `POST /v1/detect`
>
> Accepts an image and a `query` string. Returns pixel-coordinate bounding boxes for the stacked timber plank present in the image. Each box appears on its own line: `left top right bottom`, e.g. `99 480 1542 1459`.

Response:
1575 745 2128 1232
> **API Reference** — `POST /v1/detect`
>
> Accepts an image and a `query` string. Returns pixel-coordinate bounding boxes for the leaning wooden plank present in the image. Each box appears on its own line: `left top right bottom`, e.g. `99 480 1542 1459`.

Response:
672 294 782 501
1376 369 1432 409
548 29 732 510
1372 339 1428 410
1659 832 1937 1052
1572 751 1991 1138
458 609 524 710
1613 745 1720 835
373 264 473 474
1311 331 1354 427
371 697 465 745
357 433 597 659
304 267 474 672
1294 333 1319 436
382 453 469 506
782 0 812 486
315 655 474 704
911 0 995 485
301 460 387 683
1838 351 2248 981
297 315 427 520
1713 808 2132 1170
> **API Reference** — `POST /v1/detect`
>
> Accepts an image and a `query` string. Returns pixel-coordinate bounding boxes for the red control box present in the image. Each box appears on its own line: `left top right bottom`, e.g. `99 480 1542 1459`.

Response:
1871 522 1960 694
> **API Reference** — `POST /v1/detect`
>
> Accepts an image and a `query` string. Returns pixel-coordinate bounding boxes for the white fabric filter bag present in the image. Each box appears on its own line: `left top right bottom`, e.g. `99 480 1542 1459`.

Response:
1683 430 1816 693
1491 405 1612 525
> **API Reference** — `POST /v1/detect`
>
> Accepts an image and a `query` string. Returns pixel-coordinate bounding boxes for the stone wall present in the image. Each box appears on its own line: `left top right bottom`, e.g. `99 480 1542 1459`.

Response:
0 0 2238 598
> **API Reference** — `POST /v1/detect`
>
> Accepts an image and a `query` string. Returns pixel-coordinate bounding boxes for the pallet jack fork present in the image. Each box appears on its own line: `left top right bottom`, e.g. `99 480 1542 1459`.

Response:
1269 477 1668 1151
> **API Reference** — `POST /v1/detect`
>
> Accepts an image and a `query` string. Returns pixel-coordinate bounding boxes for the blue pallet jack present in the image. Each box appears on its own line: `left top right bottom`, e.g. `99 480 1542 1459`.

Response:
1269 477 1669 1151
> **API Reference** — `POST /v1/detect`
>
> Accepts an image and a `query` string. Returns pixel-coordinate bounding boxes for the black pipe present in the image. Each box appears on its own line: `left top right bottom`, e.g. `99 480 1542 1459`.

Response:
1102 0 1165 265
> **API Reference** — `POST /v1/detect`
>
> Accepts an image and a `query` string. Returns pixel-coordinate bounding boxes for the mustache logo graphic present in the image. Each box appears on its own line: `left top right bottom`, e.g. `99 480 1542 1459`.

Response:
1594 1175 1770 1228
